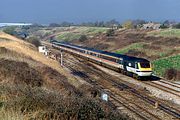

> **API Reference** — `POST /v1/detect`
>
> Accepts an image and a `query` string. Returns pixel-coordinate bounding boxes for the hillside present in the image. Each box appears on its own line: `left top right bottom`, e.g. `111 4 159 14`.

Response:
54 27 108 42
0 32 81 89
0 32 125 120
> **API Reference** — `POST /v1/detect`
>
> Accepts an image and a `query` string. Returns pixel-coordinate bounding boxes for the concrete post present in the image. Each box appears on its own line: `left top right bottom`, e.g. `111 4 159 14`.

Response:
155 101 159 109
60 50 63 66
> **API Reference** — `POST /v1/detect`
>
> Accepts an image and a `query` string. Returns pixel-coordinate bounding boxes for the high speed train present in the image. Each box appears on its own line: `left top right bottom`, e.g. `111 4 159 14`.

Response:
51 40 153 79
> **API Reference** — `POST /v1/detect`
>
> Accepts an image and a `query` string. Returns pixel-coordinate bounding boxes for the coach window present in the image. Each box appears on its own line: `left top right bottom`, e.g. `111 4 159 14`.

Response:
119 60 123 64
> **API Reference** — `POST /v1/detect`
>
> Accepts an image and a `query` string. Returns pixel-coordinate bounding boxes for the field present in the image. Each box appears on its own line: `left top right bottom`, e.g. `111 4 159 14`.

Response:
116 43 144 54
152 55 180 77
56 27 108 41
148 29 180 38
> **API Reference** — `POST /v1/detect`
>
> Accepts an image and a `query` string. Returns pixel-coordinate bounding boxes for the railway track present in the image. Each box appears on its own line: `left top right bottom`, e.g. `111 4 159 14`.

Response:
110 94 161 120
89 61 180 117
143 81 180 97
77 57 180 118
98 69 180 119
63 57 180 120
175 82 180 86
158 80 180 89
64 62 162 120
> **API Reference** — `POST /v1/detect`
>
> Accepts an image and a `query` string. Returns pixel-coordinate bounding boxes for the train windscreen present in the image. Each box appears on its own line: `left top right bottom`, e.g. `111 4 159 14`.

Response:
140 62 150 68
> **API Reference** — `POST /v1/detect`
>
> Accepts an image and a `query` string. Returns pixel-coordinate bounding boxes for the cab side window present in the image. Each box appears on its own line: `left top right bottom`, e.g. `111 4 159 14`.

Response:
135 63 139 69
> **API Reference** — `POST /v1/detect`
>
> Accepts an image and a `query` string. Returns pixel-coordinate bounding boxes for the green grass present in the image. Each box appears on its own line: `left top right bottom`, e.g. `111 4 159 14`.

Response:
57 32 81 41
57 27 108 41
152 55 180 76
116 43 144 54
149 29 180 38
81 27 107 35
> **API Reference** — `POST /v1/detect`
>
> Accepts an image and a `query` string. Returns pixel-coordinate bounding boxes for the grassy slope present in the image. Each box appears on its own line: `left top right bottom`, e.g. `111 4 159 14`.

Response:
152 55 180 76
116 43 144 54
0 32 85 87
148 29 180 38
57 27 108 41
0 32 63 73
0 32 79 119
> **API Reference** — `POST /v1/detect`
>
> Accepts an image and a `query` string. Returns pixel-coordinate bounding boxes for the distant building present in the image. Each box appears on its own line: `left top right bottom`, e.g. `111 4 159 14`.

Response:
142 22 161 30
112 24 119 30
38 46 49 56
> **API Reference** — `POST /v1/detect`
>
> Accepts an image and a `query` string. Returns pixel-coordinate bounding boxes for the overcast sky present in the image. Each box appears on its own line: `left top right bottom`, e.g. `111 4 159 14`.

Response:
0 0 180 24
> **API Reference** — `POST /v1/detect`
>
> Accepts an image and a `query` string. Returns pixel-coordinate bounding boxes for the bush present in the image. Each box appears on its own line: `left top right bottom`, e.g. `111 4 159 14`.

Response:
79 35 87 42
3 26 16 35
78 100 105 120
106 29 115 36
0 59 43 87
122 20 134 29
0 85 129 120
164 68 180 80
27 37 41 47
173 23 180 29
160 24 169 29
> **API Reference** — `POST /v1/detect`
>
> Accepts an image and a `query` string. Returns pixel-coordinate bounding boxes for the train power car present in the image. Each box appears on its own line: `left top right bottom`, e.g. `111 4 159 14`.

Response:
51 41 153 79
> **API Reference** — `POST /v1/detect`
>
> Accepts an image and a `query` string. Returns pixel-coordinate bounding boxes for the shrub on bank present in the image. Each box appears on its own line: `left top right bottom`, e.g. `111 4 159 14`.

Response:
0 85 129 120
164 68 180 81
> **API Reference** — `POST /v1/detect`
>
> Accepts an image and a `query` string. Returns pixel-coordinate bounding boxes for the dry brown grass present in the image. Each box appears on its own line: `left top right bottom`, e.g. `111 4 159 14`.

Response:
0 32 84 88
0 32 65 74
0 32 87 97
164 68 180 81
0 84 128 120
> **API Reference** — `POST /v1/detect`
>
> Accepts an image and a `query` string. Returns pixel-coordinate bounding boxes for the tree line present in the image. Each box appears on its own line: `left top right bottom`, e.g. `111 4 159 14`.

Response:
48 19 180 29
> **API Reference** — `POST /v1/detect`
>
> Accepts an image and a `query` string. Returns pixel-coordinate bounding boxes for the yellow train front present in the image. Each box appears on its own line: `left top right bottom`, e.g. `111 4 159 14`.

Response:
123 57 153 78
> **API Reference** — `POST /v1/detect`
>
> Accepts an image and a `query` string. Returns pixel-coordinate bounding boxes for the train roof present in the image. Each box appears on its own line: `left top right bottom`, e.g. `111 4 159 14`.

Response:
52 40 150 63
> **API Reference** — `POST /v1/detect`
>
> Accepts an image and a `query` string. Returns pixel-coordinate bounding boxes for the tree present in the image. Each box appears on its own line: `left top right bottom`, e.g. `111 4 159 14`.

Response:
60 21 74 27
27 37 41 47
105 19 120 28
3 26 16 35
163 20 170 26
174 23 180 29
160 24 169 29
106 29 115 36
30 23 44 28
122 20 134 29
132 19 146 28
79 35 87 42
159 20 170 29
49 23 61 27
